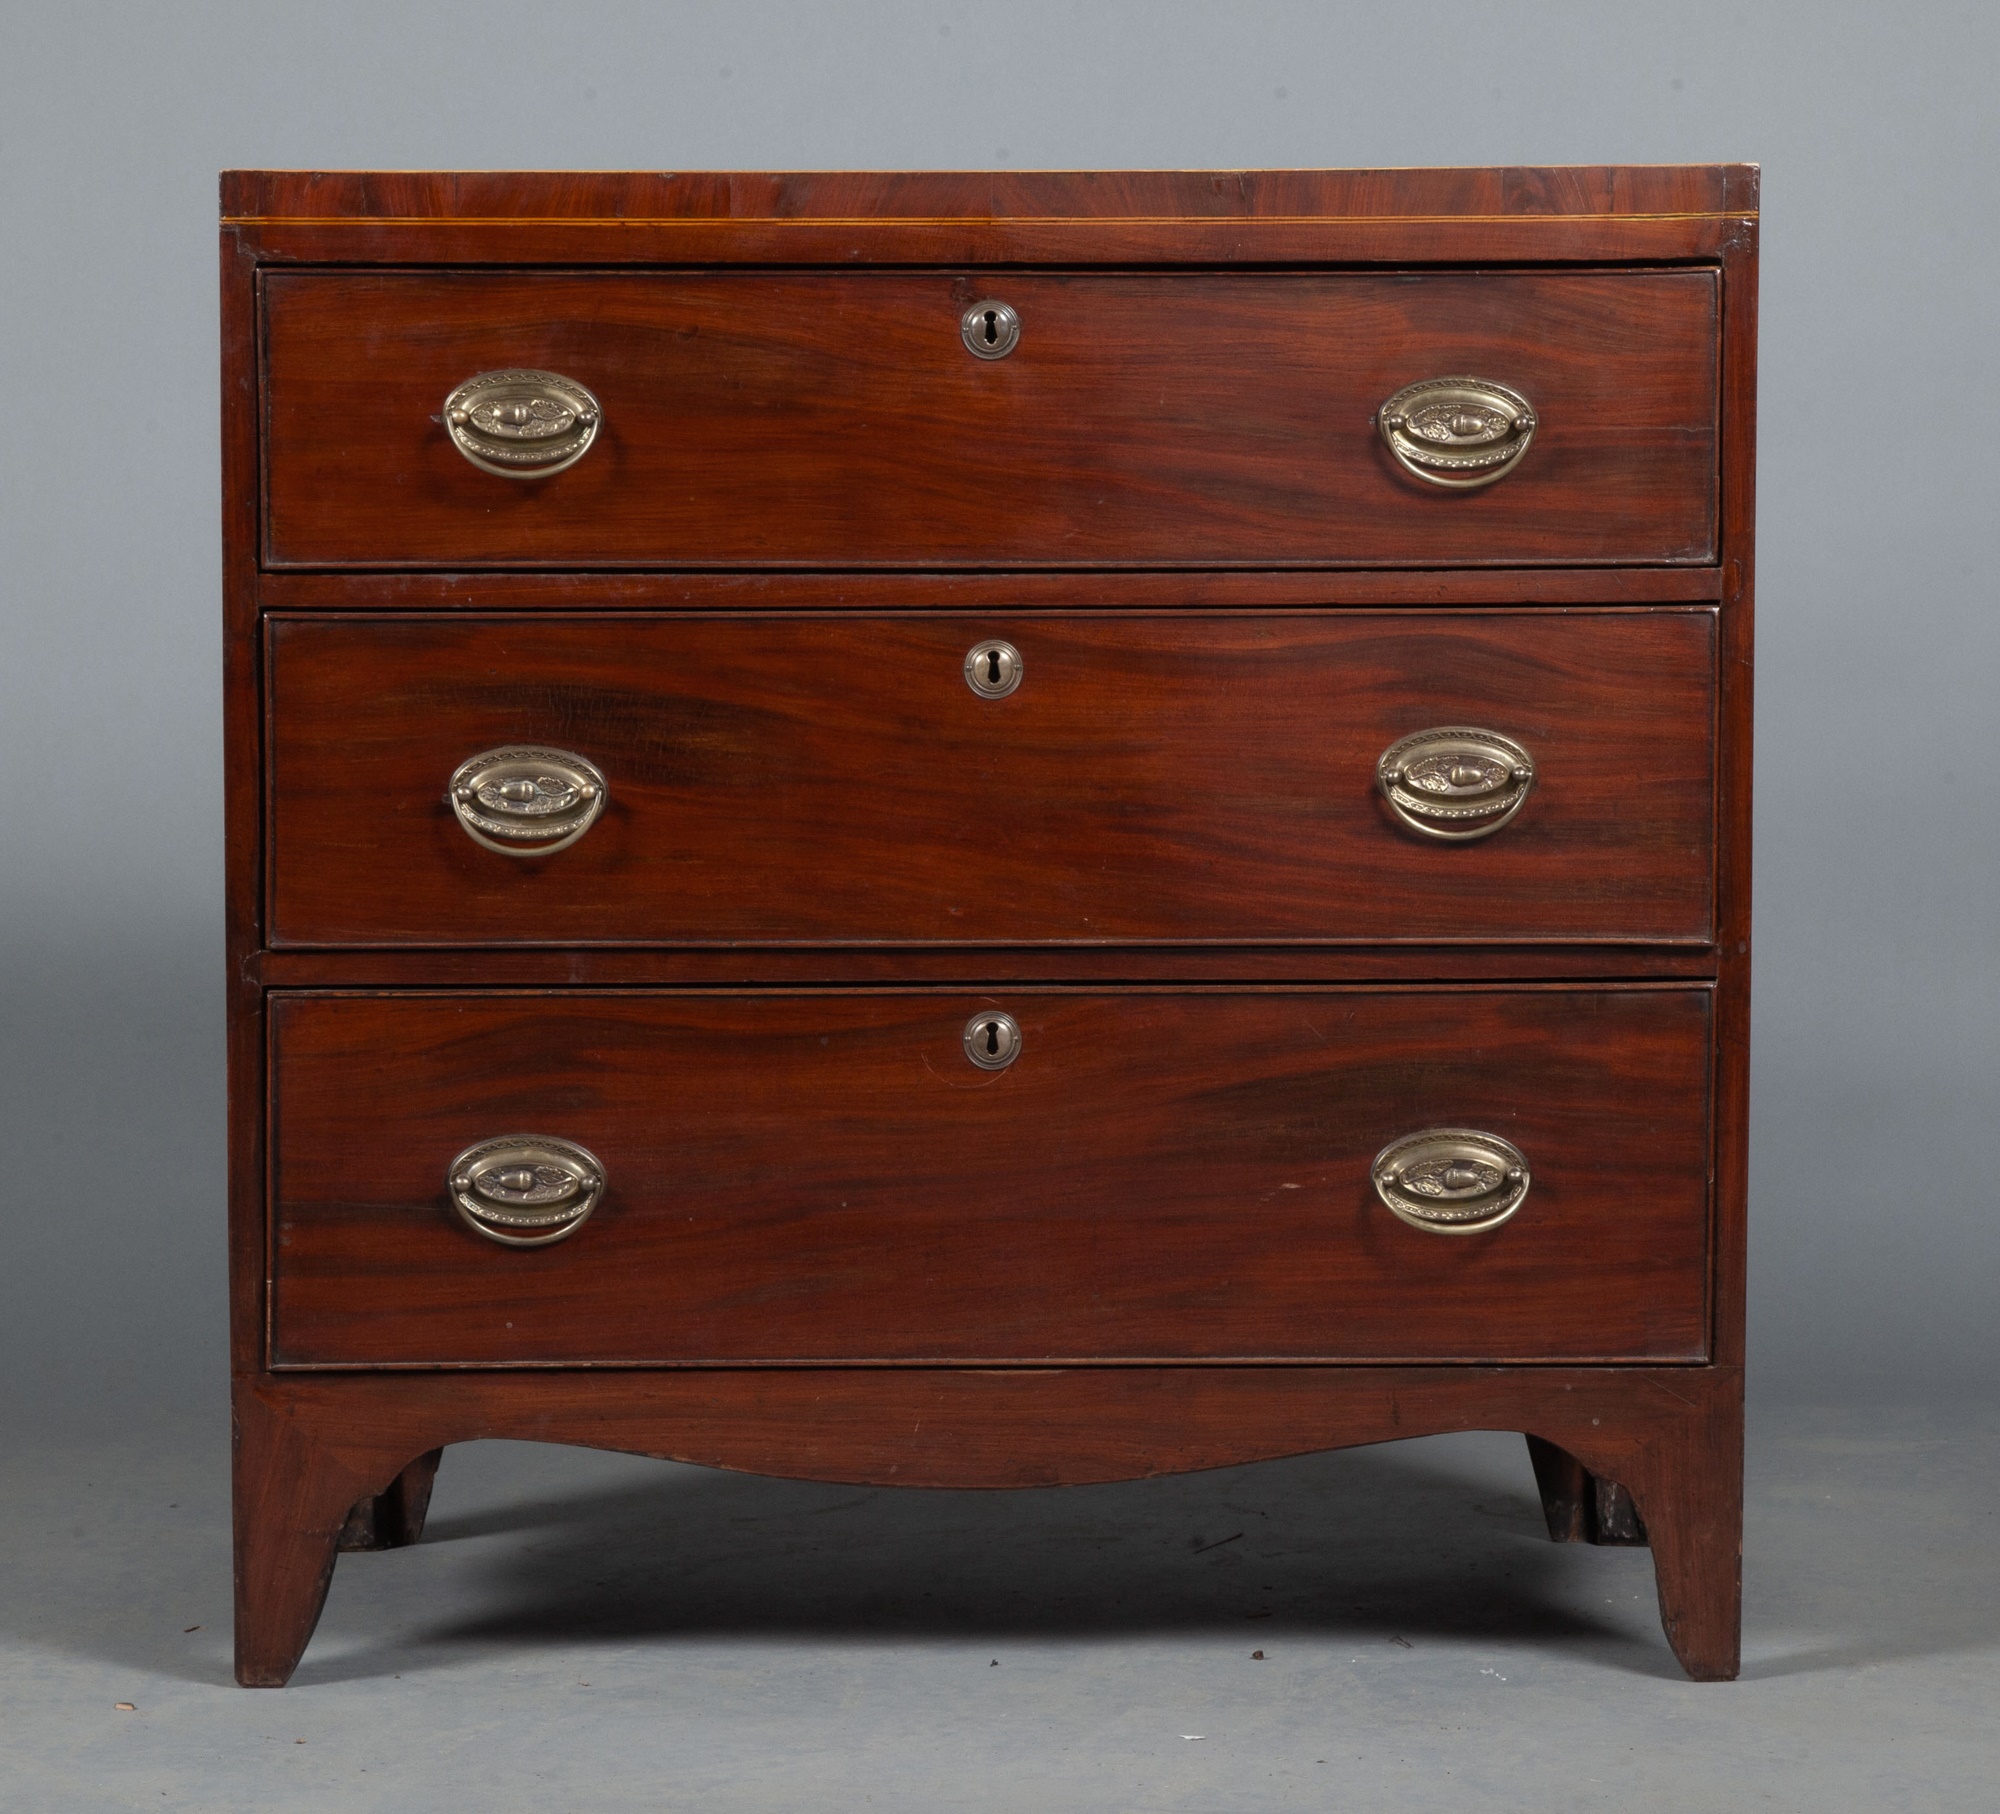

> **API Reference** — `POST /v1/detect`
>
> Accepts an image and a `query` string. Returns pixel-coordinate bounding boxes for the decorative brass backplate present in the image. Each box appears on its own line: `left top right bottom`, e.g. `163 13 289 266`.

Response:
1377 726 1535 841
448 1135 606 1247
1376 376 1536 489
1371 1129 1530 1234
443 369 602 477
447 747 607 856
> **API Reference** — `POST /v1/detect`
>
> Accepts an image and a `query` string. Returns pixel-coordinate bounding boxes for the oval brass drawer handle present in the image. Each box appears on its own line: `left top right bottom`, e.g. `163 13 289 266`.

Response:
448 746 607 857
444 369 602 477
1377 727 1534 841
449 1135 605 1247
1376 377 1536 489
1372 1129 1529 1235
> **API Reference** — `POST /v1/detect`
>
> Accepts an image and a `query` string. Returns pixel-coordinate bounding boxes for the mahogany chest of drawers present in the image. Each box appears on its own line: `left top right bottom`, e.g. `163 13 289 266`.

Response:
221 166 1757 1684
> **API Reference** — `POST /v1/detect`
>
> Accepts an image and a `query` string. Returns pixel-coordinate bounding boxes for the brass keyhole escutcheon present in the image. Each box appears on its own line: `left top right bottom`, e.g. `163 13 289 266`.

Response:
964 639 1024 698
963 1010 1022 1071
960 299 1021 360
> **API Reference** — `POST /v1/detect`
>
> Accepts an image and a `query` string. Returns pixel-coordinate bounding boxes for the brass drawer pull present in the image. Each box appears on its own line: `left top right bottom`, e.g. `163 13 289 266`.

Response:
1376 377 1536 489
1372 1129 1529 1234
449 1136 605 1247
448 746 606 856
1377 727 1535 841
443 369 602 477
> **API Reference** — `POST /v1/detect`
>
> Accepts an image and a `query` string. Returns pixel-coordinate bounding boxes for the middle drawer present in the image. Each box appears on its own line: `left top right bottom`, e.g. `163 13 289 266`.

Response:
268 611 1715 947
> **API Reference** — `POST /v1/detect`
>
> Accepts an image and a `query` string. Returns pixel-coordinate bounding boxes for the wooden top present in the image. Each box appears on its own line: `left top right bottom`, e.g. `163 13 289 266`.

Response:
221 167 1756 266
222 165 1757 223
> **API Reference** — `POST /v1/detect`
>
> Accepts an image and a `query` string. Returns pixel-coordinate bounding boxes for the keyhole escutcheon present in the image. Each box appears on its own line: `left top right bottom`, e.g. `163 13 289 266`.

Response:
964 639 1024 698
960 299 1021 360
962 1010 1022 1071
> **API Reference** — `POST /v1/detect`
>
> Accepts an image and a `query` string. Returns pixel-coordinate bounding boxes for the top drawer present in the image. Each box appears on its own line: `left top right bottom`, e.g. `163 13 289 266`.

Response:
261 270 1719 570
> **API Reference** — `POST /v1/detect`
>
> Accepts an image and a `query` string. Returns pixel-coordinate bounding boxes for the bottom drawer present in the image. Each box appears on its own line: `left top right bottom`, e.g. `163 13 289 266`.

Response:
268 988 1712 1366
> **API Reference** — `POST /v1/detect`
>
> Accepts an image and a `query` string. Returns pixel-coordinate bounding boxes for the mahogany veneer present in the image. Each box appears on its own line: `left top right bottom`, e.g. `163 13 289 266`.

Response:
268 987 1712 1367
262 270 1718 570
223 166 1756 1687
267 610 1716 948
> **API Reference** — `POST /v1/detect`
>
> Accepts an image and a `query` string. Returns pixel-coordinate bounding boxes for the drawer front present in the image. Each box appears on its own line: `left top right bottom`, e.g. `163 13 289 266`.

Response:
268 988 1712 1366
261 271 1718 569
267 611 1715 948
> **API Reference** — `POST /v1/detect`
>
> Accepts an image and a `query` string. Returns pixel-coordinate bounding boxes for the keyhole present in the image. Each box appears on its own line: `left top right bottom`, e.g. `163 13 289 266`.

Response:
963 1009 1021 1070
965 639 1023 698
961 299 1020 360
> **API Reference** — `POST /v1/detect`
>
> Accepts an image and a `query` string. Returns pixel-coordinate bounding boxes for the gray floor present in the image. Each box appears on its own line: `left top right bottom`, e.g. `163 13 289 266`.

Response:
1 1401 1992 1812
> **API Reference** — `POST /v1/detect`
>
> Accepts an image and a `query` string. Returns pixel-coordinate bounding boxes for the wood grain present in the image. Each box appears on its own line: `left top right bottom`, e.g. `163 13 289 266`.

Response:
256 568 1726 613
224 165 1756 224
268 986 1712 1367
261 271 1718 570
231 1363 1742 1684
221 230 266 1379
1527 1433 1648 1545
223 166 1757 268
1710 220 1759 1374
335 1448 440 1551
223 166 1753 1688
248 946 1720 989
266 611 1716 948
1526 1433 1594 1541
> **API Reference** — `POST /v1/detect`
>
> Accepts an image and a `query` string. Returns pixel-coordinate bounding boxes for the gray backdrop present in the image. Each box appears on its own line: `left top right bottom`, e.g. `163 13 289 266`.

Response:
2 0 1992 1436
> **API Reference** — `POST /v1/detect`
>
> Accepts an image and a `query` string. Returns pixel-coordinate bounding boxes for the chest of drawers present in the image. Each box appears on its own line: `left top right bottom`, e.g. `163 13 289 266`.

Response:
222 166 1756 1685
